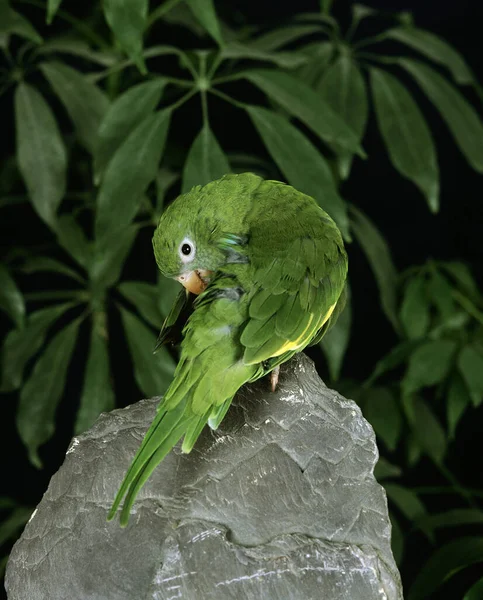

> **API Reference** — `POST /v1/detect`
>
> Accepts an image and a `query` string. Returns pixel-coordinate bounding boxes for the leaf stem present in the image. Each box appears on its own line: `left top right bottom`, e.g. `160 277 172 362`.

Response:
452 290 483 326
147 0 183 27
25 290 88 302
212 72 245 86
353 31 389 50
208 87 247 109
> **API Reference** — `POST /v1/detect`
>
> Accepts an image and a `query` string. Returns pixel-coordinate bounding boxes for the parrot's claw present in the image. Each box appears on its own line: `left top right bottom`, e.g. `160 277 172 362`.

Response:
270 366 280 392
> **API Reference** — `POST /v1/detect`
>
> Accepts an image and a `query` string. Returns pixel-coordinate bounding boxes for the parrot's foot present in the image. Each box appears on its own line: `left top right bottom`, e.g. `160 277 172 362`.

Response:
270 366 280 392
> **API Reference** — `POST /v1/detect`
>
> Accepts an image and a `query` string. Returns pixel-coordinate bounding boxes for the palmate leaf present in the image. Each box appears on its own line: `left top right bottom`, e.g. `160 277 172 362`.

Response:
374 457 402 481
0 505 33 548
0 303 73 392
364 387 402 451
14 82 67 228
389 514 404 566
400 275 430 339
221 43 308 69
366 339 423 386
349 205 399 331
387 26 473 85
185 0 223 45
409 396 446 465
103 0 148 73
247 105 349 238
90 225 138 290
0 263 25 329
17 316 81 467
118 281 163 329
295 41 334 88
402 340 457 397
399 59 483 174
320 282 351 380
457 345 483 407
95 109 171 240
370 67 439 212
54 214 92 270
38 36 117 66
384 483 429 526
94 78 167 183
408 537 483 600
182 123 230 193
318 54 368 178
249 24 325 52
464 576 483 600
119 306 175 398
46 0 63 24
75 314 114 434
244 70 365 156
447 373 471 438
21 256 86 285
0 2 42 46
41 62 109 155
416 509 483 531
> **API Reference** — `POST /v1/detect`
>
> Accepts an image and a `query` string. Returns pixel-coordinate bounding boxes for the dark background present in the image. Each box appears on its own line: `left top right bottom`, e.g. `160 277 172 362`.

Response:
1 0 483 597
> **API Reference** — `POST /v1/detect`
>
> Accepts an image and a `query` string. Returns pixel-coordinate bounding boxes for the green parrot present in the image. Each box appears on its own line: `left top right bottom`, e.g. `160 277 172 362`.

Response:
108 172 348 526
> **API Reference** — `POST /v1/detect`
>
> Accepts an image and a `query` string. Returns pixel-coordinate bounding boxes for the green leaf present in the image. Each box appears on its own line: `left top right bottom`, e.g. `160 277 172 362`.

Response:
245 70 365 155
349 205 399 331
417 509 483 531
399 59 483 174
95 109 171 240
447 373 471 438
402 340 456 396
221 43 308 69
247 105 349 238
441 261 479 302
364 387 402 451
0 263 25 329
17 317 81 467
102 0 148 73
366 339 423 386
185 0 222 45
94 78 167 183
428 270 455 321
390 514 404 566
370 67 439 212
155 168 179 214
457 345 483 407
352 4 377 22
182 123 230 193
40 62 109 155
385 483 428 523
400 275 430 339
119 306 175 397
410 396 446 465
46 0 63 24
318 54 368 178
90 225 137 289
374 457 402 481
295 41 334 88
54 214 92 270
0 506 33 547
21 256 85 285
408 537 483 600
387 26 472 85
14 82 67 227
407 433 422 468
0 2 42 45
38 36 116 66
249 24 325 52
75 314 114 434
320 283 351 380
0 303 72 392
464 576 483 600
118 281 163 328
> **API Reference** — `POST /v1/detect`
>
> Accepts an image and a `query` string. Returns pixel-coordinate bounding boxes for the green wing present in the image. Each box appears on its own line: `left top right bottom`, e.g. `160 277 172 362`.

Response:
108 273 259 526
240 209 348 367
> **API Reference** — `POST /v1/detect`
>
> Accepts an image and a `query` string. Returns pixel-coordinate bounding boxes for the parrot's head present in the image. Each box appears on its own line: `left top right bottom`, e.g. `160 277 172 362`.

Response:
152 173 262 294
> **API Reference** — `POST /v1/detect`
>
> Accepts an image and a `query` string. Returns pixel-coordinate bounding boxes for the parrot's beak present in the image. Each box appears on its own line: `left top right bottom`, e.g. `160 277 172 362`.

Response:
176 269 212 295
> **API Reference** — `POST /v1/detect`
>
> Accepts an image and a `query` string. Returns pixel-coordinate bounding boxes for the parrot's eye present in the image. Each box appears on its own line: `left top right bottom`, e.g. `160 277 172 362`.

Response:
178 237 195 263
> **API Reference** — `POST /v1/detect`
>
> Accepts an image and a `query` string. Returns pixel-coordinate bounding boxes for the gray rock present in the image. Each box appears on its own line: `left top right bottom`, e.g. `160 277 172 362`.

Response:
5 353 403 600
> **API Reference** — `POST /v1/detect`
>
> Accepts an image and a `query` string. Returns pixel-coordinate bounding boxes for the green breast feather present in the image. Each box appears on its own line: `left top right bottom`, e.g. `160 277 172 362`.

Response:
108 173 348 526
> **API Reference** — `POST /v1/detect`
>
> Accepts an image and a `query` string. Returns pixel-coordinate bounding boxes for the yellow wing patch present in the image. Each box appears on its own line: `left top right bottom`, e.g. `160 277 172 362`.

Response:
270 302 337 358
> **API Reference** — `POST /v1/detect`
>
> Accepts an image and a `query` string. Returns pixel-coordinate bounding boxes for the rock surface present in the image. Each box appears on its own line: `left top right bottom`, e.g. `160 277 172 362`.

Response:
5 353 403 599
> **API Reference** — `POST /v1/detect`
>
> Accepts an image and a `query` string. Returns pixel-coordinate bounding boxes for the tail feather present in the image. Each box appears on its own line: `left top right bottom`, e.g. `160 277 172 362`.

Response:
107 397 189 523
181 408 212 453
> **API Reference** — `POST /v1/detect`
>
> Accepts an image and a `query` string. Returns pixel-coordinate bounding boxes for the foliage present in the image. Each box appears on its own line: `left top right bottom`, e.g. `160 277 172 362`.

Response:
1 0 482 595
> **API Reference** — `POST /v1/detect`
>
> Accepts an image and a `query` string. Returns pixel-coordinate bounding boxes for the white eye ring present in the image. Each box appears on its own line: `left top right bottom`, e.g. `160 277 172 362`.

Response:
178 237 196 263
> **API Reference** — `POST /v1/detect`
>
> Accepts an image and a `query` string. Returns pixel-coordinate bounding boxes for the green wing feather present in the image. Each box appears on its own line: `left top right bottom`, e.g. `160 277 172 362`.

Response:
108 273 259 526
154 288 193 350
